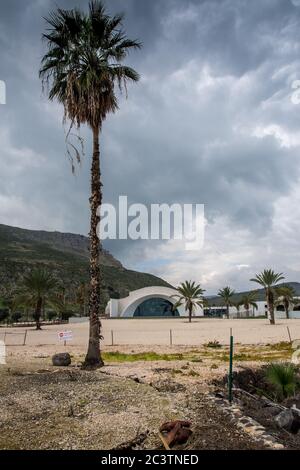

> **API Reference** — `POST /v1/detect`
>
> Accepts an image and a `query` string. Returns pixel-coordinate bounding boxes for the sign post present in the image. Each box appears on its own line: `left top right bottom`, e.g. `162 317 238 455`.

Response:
58 331 73 347
228 328 234 404
287 326 292 344
0 340 6 365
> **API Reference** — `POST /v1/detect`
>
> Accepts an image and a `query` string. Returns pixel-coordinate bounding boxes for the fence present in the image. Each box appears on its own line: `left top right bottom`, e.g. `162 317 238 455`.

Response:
0 330 28 346
0 320 69 328
105 324 300 347
1 321 300 347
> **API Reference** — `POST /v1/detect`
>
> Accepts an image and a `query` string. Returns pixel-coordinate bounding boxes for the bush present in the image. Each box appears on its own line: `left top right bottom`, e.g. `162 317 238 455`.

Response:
0 308 9 323
204 340 222 349
46 311 57 321
60 310 74 321
10 311 22 323
265 363 299 400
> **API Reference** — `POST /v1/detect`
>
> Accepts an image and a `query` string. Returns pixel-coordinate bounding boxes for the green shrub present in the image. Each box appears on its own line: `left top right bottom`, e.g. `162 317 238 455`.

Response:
0 309 9 323
204 340 222 349
10 311 22 323
46 311 57 321
60 310 74 321
265 363 298 399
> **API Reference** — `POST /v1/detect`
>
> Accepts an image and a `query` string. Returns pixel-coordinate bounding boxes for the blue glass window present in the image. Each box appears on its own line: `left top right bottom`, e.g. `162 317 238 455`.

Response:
134 298 179 317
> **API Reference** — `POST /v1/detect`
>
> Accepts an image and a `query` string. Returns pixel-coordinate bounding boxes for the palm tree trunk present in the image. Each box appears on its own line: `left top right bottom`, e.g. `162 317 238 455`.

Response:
284 300 290 320
285 306 289 320
226 304 229 319
35 297 42 330
83 126 104 368
188 307 192 323
269 306 275 324
267 288 275 325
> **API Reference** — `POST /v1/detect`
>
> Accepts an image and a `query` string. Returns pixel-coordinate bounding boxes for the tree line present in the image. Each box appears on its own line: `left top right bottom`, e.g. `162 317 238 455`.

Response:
176 269 295 324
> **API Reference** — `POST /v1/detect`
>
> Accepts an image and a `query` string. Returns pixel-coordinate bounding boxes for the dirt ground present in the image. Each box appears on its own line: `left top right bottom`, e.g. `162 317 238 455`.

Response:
0 338 297 450
0 360 266 450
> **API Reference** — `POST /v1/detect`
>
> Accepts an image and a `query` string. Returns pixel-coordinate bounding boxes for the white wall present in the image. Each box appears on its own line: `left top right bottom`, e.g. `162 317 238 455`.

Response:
106 286 204 318
69 317 89 323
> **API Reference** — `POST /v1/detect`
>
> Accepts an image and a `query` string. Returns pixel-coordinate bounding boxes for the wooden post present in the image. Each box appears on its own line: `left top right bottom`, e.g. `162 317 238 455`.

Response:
3 332 6 343
23 330 28 346
111 330 114 346
170 329 173 347
287 326 292 344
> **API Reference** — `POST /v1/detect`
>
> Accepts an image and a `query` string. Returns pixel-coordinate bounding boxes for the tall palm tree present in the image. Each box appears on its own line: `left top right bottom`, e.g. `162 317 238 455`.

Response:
40 1 141 367
173 281 206 323
76 282 89 317
13 269 61 330
250 269 285 325
218 286 235 319
237 292 258 318
275 285 295 320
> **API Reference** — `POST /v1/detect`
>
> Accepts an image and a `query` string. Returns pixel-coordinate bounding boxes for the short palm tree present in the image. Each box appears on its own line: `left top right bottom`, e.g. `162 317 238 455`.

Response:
40 1 141 367
218 287 235 319
250 269 285 325
173 281 206 323
275 286 295 320
13 269 61 330
266 363 298 399
237 292 258 318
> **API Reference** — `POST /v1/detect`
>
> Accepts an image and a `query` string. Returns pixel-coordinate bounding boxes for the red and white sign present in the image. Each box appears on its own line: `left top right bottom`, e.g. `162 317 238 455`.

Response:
58 331 73 342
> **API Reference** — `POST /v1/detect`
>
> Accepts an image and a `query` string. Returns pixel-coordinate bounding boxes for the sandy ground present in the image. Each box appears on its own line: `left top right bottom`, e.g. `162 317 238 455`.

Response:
1 318 300 352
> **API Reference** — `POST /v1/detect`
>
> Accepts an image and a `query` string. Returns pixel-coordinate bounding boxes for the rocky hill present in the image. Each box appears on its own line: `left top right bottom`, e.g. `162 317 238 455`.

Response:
0 224 171 311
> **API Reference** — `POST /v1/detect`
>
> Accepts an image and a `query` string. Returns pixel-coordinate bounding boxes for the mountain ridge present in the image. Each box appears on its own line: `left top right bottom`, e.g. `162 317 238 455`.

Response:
0 223 171 311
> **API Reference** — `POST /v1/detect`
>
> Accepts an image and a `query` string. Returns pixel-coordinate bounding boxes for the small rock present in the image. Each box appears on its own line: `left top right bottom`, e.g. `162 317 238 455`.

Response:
274 409 294 431
273 443 285 449
52 353 71 367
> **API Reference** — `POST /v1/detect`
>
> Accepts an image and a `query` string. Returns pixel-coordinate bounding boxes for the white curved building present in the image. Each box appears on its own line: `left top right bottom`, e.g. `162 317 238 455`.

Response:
105 286 204 318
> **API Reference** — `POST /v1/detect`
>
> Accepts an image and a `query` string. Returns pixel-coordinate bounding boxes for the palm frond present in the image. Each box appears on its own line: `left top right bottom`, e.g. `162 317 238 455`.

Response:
40 0 141 134
266 363 297 399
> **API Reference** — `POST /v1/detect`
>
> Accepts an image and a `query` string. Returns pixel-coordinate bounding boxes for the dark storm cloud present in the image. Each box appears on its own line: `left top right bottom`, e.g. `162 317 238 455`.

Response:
1 0 300 289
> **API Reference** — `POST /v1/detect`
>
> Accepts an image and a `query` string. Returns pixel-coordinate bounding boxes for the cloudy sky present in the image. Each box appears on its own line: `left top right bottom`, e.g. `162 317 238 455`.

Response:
1 0 300 294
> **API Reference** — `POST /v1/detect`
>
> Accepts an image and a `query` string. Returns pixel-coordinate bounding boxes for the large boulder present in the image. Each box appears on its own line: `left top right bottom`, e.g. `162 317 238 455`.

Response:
52 353 71 367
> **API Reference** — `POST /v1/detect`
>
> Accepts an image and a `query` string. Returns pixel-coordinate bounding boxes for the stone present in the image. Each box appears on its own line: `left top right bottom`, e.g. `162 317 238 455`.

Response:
272 443 285 450
52 353 71 367
274 409 294 431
